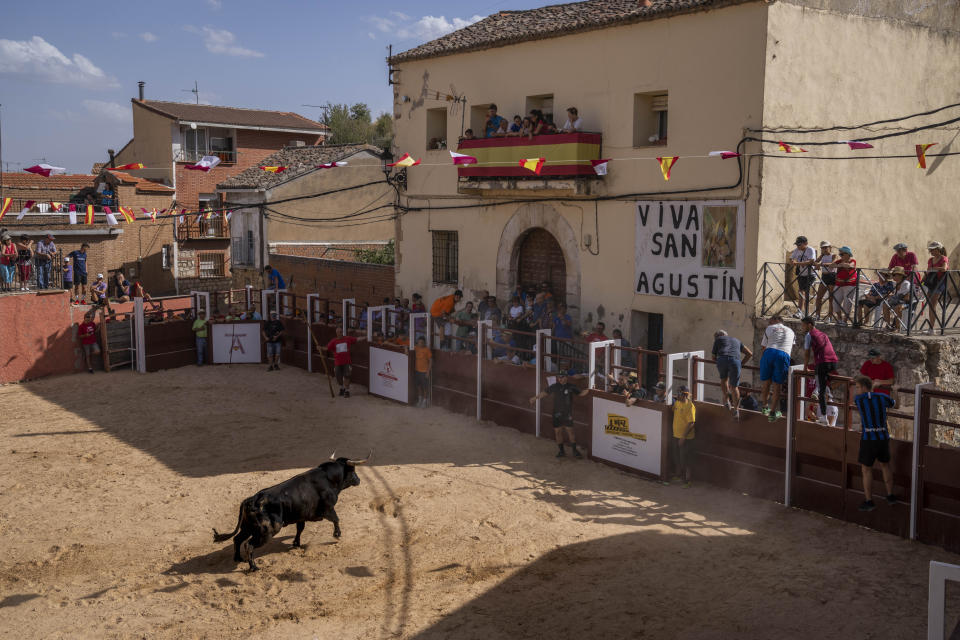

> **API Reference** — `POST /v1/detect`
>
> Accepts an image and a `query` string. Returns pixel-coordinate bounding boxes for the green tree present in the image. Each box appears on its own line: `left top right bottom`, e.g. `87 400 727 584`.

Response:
356 239 395 265
322 102 393 149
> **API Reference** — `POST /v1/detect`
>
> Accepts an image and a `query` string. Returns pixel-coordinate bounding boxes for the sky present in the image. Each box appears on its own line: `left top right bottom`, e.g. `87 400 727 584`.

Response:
1 0 547 175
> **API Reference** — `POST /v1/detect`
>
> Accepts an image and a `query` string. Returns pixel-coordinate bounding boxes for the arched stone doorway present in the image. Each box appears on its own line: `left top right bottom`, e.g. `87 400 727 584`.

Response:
517 228 567 303
496 203 581 314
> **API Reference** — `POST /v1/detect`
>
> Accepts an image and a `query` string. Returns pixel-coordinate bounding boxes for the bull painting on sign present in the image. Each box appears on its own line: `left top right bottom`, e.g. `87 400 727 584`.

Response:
635 200 745 302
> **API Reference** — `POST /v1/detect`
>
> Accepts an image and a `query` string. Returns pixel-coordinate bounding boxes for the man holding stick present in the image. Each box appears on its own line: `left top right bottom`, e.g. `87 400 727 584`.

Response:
325 326 366 398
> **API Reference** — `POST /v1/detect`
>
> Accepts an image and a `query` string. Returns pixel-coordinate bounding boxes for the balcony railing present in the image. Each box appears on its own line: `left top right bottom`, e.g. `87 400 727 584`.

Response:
455 132 602 178
177 218 229 241
174 149 237 165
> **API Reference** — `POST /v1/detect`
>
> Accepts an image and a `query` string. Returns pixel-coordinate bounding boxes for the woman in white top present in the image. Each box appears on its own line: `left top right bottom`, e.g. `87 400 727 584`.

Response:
884 266 912 331
814 240 836 321
561 107 582 133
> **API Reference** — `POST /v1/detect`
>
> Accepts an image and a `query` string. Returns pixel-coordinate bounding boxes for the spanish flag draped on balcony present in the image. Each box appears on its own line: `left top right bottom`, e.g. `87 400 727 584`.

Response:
656 156 678 181
519 158 545 175
916 143 937 169
456 133 601 178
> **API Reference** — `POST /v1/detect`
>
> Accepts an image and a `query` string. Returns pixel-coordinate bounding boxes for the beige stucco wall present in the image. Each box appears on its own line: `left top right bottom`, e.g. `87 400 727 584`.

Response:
126 103 174 186
758 2 960 273
393 3 769 352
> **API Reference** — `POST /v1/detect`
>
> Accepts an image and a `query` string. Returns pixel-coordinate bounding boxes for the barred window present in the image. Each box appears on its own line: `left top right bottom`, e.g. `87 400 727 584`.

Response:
197 252 225 278
432 231 458 284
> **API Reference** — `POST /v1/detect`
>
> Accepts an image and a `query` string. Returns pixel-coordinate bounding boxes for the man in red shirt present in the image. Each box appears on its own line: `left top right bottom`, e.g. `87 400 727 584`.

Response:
325 326 366 398
888 243 918 276
582 321 608 343
860 349 895 396
77 311 99 374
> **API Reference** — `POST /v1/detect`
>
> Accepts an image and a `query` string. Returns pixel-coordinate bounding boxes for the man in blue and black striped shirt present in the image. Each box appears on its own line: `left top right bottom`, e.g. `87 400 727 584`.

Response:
853 375 897 512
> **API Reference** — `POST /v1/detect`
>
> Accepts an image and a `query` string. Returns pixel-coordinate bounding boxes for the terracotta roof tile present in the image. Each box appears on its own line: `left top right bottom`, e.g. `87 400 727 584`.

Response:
104 171 174 193
217 144 384 190
390 0 758 63
1 173 94 190
136 100 330 132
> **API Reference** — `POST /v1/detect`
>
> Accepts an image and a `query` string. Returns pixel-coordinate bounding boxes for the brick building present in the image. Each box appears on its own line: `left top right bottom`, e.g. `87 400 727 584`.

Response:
1 173 96 213
266 254 395 306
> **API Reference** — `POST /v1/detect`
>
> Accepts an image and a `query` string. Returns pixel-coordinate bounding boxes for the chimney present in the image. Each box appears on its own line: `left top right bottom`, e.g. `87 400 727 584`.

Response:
138 81 145 101
108 149 116 169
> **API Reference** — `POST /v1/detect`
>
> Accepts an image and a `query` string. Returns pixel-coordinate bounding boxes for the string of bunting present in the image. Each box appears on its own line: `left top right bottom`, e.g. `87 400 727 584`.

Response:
0 199 234 226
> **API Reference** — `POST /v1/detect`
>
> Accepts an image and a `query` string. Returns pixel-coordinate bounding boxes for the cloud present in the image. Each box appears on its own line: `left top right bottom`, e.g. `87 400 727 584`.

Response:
0 36 118 87
368 14 484 42
140 32 158 43
183 26 264 57
207 0 222 8
82 100 131 123
368 32 377 40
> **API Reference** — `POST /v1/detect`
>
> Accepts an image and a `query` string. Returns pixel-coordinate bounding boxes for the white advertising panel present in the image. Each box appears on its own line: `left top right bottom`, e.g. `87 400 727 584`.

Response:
369 346 409 404
212 323 262 364
591 397 663 476
635 199 746 302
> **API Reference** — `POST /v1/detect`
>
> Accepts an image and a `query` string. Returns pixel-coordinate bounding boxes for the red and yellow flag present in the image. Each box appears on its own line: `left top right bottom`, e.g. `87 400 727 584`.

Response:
916 143 937 169
119 207 135 223
108 163 145 171
518 157 545 175
778 141 807 153
85 205 95 225
0 197 11 221
387 153 421 168
656 156 678 181
259 166 287 173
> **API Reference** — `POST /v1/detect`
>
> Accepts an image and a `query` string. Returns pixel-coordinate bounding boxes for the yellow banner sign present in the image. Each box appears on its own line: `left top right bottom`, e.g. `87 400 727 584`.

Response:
604 413 647 441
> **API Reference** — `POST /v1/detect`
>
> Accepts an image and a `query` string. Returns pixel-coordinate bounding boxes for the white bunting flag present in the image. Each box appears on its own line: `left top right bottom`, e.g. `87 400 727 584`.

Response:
68 204 77 225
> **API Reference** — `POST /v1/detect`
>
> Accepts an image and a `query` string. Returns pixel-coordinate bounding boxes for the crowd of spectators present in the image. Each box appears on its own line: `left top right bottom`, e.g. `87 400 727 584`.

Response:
787 235 951 334
459 104 584 144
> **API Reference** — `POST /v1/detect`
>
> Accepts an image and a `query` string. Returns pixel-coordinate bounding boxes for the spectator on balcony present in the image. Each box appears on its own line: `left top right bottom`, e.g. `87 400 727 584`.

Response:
529 109 550 139
561 107 583 133
582 322 607 343
789 236 816 317
884 267 912 330
923 241 949 335
484 104 505 138
859 349 895 397
712 329 753 419
855 270 894 325
483 295 502 324
508 295 525 324
15 235 33 291
508 115 523 135
759 315 795 422
652 381 668 404
832 246 858 323
68 243 89 304
101 185 115 207
519 117 534 138
192 312 210 366
739 384 760 412
852 375 897 512
800 317 839 418
461 129 475 141
61 257 73 293
814 240 837 321
492 119 510 137
91 274 108 306
612 328 637 370
1 235 16 292
411 293 426 313
35 234 56 290
113 271 130 302
888 242 918 277
263 264 286 290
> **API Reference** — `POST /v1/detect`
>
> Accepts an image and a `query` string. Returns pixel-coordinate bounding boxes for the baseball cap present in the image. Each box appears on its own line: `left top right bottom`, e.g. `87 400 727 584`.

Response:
928 241 944 250
794 236 807 245
679 385 690 393
45 233 55 239
96 273 104 278
867 348 881 356
64 257 70 262
270 311 279 317
839 246 853 256
819 240 832 248
893 242 908 251
655 381 665 390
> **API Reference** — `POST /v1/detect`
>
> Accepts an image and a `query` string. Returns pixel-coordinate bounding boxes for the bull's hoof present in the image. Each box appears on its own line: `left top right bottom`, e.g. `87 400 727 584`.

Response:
233 553 243 562
291 541 301 549
247 564 259 572
333 530 341 538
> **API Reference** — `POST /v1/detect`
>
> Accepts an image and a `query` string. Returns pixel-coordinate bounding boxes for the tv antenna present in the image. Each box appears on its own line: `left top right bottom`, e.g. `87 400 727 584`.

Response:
182 81 200 104
302 104 330 121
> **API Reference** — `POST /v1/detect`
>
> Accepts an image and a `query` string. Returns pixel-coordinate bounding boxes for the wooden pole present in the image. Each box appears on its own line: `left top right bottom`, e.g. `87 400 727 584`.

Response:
309 329 336 398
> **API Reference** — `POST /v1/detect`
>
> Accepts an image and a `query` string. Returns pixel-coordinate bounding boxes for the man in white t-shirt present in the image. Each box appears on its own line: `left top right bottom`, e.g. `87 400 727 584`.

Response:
758 315 796 422
789 235 816 317
561 107 582 133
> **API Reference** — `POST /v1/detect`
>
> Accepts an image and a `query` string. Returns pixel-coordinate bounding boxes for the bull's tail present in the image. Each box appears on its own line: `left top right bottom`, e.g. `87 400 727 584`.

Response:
213 505 243 542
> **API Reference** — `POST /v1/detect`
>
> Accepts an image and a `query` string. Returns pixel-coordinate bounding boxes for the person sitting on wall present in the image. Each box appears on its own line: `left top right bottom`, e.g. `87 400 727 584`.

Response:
484 104 505 138
91 273 108 305
561 107 582 133
884 267 912 330
113 271 130 302
263 264 286 290
888 242 918 278
855 270 894 325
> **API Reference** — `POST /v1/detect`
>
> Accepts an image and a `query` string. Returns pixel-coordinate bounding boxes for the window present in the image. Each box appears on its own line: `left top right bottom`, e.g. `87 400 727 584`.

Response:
633 91 668 146
432 231 458 284
209 136 235 164
197 252 225 278
525 94 554 128
426 108 448 150
183 127 207 162
161 244 172 270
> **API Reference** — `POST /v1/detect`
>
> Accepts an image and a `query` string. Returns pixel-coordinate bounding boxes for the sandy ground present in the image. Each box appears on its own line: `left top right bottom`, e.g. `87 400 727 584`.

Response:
1 366 958 640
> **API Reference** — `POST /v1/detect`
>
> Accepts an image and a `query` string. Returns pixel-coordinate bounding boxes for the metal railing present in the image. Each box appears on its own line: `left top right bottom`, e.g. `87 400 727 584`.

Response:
1 249 64 292
177 218 228 241
758 262 959 335
174 149 237 165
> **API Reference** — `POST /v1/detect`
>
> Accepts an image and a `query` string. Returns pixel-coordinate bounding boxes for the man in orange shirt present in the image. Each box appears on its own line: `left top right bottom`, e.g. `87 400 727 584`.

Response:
430 289 462 350
414 336 432 408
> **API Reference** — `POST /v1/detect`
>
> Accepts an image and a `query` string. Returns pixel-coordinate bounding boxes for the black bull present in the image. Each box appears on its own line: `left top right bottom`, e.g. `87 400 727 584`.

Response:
213 452 370 571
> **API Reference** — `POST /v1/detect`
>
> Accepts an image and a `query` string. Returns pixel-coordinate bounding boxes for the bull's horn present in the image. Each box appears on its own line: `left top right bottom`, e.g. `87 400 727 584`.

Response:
329 450 337 461
347 449 373 466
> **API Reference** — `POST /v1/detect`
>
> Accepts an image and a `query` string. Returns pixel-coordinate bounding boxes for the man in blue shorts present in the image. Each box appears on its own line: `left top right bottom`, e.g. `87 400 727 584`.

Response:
758 315 795 422
853 375 897 512
711 329 753 419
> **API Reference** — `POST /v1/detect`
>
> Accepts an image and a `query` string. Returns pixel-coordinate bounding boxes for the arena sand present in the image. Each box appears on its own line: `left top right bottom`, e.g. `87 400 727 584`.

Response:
0 366 957 639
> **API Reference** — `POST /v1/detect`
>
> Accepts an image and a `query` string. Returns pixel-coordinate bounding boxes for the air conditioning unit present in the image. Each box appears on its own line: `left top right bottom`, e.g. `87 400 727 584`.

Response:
290 140 306 147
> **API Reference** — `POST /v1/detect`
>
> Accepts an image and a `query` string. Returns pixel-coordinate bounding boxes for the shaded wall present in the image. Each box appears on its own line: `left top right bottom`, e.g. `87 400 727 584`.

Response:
0 292 88 383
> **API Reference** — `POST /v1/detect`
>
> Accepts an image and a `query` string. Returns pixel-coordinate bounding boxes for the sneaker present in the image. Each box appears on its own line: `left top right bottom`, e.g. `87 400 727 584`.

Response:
858 500 876 512
338 388 345 396
733 409 741 421
761 407 771 416
274 364 280 370
768 410 782 423
88 368 94 374
572 448 583 459
80 298 86 305
927 328 935 335
724 399 732 411
886 494 898 505
343 390 350 398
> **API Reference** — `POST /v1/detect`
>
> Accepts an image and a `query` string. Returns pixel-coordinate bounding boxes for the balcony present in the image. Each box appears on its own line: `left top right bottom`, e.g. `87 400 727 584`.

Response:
174 149 237 165
177 217 229 241
455 132 602 196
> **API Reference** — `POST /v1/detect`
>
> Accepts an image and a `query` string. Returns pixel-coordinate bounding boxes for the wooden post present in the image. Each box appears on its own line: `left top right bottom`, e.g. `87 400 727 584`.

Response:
99 307 111 372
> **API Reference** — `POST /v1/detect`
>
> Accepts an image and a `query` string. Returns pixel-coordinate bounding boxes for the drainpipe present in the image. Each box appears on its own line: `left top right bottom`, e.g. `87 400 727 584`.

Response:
258 202 266 270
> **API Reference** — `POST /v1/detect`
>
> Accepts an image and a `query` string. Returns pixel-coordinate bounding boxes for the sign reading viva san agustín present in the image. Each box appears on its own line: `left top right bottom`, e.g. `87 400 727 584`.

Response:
635 200 746 302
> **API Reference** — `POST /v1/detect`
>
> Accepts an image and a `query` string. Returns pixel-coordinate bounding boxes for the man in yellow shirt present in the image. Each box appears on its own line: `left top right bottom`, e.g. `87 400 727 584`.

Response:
192 312 209 366
414 336 432 408
430 289 462 350
671 385 696 486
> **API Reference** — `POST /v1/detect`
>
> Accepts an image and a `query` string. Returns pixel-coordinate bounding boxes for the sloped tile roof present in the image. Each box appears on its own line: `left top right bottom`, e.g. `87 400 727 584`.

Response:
389 0 758 63
136 100 329 132
217 144 384 190
1 173 94 190
104 171 174 193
